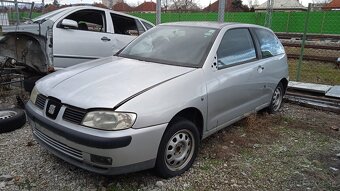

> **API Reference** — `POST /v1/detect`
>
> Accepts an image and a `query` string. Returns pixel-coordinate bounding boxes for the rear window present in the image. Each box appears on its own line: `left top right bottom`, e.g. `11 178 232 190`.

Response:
254 28 285 58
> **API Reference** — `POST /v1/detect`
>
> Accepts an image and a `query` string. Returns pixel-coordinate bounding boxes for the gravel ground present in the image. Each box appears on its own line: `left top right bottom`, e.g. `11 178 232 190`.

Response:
0 92 340 191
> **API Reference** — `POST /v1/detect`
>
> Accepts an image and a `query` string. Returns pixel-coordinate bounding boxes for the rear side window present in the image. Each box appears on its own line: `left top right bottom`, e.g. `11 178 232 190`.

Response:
217 28 256 68
142 21 154 30
254 28 285 58
111 13 139 36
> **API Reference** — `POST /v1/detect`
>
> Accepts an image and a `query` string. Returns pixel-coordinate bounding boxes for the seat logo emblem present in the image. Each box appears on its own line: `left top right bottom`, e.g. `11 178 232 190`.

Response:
48 104 56 115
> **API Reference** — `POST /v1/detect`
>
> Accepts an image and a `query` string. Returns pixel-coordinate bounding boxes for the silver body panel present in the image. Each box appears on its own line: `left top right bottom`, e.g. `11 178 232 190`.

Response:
27 22 289 175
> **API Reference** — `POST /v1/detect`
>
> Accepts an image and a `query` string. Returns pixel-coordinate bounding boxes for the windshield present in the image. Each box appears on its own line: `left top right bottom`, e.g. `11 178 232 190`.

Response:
119 25 218 67
33 8 68 23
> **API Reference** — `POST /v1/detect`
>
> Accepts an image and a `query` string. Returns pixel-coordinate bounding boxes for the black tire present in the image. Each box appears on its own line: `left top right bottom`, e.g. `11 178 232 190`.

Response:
155 118 200 178
267 82 284 114
0 108 26 133
24 76 42 93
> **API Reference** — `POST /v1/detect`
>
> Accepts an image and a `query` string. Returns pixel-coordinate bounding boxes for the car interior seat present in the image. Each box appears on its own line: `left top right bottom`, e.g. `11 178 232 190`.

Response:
78 23 88 31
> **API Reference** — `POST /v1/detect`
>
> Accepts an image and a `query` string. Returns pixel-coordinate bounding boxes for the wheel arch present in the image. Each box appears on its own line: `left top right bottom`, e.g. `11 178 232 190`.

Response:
279 78 289 95
167 107 204 140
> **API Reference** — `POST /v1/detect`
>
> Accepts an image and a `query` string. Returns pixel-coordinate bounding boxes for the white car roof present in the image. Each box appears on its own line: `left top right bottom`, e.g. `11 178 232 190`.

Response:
41 6 154 26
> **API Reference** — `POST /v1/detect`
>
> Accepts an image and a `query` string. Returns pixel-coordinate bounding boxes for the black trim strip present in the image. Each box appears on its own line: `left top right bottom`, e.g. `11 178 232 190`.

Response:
26 102 132 149
53 55 99 60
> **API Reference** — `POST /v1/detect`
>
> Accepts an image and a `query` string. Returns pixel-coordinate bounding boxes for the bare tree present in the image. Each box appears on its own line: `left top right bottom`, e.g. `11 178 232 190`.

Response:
162 0 169 12
170 0 199 11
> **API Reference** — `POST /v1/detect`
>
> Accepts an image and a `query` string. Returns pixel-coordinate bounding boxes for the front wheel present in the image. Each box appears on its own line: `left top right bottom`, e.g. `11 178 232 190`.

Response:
267 82 284 113
155 118 200 178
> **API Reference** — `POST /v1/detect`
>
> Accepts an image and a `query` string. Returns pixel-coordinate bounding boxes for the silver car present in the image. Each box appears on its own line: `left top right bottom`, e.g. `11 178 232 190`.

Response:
26 22 288 178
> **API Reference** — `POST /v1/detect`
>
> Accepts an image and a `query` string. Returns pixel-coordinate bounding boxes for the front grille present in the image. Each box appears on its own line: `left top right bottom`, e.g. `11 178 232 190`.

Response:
35 94 47 109
34 127 83 160
63 106 87 124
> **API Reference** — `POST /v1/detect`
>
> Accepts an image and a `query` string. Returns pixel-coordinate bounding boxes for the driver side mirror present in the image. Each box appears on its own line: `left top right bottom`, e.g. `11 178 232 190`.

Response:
61 19 78 29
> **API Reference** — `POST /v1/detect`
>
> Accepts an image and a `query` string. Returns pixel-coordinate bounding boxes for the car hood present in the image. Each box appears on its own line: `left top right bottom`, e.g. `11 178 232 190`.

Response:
37 56 195 109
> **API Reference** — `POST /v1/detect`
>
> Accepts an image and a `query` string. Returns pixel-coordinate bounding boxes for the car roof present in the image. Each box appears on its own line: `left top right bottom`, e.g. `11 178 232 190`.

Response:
46 6 154 26
160 21 269 30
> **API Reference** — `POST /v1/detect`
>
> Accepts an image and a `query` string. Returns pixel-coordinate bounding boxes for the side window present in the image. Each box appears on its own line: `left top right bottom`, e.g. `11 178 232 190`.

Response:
142 21 154 30
111 13 139 36
217 28 256 68
254 28 285 58
135 20 145 35
63 10 106 32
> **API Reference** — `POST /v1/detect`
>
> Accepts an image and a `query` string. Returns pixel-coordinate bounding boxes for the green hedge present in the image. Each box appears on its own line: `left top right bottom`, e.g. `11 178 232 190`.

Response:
131 11 340 34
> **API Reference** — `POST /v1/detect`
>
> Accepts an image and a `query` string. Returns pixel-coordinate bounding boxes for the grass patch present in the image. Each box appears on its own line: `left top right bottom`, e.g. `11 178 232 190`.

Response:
288 59 340 85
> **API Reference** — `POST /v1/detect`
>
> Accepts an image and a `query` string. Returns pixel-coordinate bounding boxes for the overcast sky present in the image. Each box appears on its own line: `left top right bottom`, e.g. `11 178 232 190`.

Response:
27 0 315 8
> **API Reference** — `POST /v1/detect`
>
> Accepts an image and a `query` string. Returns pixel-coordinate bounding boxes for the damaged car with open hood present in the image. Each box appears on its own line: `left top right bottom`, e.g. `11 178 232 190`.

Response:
0 6 154 91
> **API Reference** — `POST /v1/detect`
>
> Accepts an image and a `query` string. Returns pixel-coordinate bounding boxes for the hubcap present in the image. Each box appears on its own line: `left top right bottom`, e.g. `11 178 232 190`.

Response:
0 110 17 120
272 87 282 111
165 129 195 171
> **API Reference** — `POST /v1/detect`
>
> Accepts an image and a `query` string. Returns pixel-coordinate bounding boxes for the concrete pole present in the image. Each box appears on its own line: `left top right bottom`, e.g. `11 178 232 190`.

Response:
218 0 225 23
218 0 226 23
156 0 161 25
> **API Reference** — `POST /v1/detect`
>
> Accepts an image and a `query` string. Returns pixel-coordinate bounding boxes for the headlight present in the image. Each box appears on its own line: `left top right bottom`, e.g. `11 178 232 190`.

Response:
30 86 39 104
81 111 137 131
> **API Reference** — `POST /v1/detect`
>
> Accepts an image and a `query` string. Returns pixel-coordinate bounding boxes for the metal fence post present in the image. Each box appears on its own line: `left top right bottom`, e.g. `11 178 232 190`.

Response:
29 2 35 20
296 3 312 81
42 0 45 13
285 11 291 33
156 0 161 25
14 0 19 25
320 11 326 34
218 0 225 23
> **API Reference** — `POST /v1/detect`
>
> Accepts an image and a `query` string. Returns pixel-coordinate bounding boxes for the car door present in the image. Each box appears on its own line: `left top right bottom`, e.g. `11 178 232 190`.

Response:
108 13 140 54
252 28 286 103
206 28 268 130
53 9 113 68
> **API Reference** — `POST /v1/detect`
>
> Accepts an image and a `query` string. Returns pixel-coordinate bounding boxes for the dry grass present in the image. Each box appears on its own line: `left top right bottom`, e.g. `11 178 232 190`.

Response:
288 59 340 85
196 104 340 190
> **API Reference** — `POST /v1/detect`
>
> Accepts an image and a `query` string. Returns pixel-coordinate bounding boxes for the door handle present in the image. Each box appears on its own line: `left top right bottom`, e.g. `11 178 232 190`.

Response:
101 36 111 41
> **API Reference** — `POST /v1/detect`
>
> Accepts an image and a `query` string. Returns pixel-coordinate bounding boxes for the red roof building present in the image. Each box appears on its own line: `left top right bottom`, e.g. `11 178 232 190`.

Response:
113 2 133 12
323 0 340 10
203 0 247 12
134 1 156 13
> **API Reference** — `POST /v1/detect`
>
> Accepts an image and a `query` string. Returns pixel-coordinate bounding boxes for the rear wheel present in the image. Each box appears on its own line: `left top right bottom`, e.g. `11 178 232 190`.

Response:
267 82 284 113
155 118 199 178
